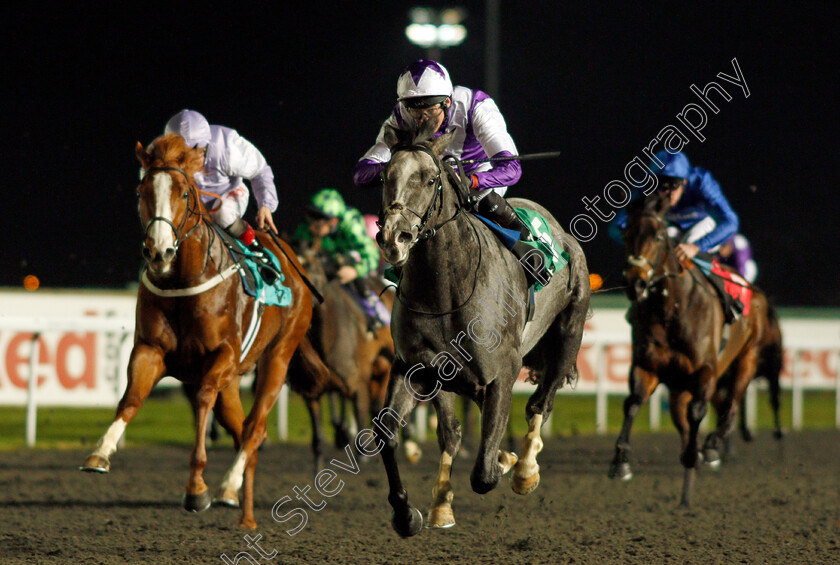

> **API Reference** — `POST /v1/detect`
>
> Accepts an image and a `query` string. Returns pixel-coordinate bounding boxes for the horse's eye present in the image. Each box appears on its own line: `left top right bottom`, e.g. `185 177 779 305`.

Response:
427 177 436 186
182 191 189 199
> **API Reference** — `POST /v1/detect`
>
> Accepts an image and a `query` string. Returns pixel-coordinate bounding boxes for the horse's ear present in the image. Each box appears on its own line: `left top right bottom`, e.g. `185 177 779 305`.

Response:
429 130 456 156
383 125 402 150
135 141 151 169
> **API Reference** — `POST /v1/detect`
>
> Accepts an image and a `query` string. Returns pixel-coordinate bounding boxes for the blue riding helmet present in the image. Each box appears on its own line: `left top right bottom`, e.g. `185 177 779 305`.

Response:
649 150 690 180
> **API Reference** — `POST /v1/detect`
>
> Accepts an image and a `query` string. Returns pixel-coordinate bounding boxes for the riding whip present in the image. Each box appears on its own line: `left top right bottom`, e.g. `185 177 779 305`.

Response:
458 150 562 165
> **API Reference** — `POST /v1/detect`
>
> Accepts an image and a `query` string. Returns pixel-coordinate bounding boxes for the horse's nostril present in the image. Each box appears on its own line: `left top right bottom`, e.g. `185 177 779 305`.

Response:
141 247 152 259
397 232 412 245
163 248 176 260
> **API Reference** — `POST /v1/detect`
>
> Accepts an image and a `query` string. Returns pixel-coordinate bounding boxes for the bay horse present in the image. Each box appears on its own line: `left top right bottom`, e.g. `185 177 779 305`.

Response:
609 189 778 508
81 134 314 528
375 125 590 536
292 240 399 472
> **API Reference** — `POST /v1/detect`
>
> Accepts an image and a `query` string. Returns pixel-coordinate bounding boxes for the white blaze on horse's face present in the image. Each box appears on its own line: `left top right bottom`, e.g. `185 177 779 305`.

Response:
141 172 178 274
379 152 437 267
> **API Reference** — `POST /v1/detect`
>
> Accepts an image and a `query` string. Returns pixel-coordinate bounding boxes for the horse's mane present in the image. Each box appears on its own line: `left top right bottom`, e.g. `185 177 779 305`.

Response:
144 133 205 178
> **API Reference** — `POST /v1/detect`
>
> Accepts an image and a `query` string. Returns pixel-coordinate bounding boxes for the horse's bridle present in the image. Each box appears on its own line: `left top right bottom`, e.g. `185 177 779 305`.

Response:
381 143 481 316
142 166 205 254
625 212 683 298
381 144 468 242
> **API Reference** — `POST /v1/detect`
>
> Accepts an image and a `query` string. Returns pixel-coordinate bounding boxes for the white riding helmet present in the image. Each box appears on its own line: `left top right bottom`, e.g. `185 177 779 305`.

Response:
164 109 212 148
397 60 453 106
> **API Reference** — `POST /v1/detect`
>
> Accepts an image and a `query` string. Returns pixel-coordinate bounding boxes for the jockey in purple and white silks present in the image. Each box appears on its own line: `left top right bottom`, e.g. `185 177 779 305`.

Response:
164 109 281 282
353 59 551 285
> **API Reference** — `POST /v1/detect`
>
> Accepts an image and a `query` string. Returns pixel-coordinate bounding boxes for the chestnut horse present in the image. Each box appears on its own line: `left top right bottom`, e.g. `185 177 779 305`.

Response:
81 134 313 528
609 189 777 508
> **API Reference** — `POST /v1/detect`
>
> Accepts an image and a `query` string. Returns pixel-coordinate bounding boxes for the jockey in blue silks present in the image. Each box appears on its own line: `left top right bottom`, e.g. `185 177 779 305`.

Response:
610 150 739 263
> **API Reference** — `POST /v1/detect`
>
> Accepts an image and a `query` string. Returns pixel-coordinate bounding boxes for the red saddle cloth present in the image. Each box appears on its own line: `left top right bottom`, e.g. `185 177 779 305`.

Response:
711 259 752 316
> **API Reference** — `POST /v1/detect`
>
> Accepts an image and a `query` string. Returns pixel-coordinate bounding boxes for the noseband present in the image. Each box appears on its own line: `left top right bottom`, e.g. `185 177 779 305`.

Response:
625 212 682 295
143 166 204 254
382 144 469 242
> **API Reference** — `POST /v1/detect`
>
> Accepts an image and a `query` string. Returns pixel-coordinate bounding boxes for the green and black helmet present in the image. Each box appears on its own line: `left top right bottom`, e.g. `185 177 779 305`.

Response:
306 188 346 220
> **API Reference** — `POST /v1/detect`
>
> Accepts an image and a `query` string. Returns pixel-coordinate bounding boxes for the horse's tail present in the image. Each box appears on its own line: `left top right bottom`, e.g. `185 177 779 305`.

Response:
286 334 351 399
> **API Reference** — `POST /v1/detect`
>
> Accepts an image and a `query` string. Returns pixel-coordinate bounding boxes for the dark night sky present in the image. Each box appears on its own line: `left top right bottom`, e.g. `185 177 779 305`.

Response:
2 2 838 306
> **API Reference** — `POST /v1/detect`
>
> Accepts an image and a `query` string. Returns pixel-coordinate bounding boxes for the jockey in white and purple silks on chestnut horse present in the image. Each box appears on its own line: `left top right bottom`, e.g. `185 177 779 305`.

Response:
164 109 282 283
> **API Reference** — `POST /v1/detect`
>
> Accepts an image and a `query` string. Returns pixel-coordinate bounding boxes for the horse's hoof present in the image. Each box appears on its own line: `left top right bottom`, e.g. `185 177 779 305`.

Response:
404 440 422 465
511 472 540 495
392 506 424 538
498 451 518 475
609 462 633 481
702 449 722 469
213 488 240 508
773 430 784 440
427 506 456 529
238 517 257 529
80 454 110 473
183 490 212 513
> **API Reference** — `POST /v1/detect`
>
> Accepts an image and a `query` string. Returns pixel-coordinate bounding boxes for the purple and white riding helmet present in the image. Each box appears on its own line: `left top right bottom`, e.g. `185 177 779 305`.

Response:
396 60 453 107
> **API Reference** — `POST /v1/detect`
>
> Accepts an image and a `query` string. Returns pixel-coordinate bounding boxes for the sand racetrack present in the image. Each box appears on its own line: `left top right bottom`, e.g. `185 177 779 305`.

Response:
1 430 838 564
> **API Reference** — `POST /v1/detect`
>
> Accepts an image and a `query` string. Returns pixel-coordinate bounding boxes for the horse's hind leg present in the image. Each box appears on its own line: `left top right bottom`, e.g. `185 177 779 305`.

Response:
610 365 659 480
704 348 760 467
81 343 165 473
213 381 245 508
427 391 462 528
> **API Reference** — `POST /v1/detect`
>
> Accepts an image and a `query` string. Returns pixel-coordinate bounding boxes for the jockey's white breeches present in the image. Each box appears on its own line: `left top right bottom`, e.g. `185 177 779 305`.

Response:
206 185 249 229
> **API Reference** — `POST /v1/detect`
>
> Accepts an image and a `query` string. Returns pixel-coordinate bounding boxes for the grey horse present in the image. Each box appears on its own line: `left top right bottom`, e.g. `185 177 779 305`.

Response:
374 125 590 537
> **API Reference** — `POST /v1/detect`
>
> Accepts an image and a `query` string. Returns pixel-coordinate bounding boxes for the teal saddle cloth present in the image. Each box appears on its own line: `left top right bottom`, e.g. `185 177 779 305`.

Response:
210 224 292 307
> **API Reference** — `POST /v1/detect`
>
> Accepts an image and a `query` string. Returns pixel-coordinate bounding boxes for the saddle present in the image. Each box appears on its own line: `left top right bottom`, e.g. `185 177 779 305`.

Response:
211 224 292 308
692 255 752 323
474 208 569 292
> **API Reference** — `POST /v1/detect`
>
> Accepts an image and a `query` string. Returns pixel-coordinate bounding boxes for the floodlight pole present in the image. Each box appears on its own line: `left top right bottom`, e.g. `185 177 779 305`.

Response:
485 0 500 99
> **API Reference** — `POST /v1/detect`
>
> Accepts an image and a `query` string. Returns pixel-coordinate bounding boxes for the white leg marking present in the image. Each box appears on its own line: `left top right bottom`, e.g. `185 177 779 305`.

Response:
220 449 249 493
92 419 127 459
515 414 544 478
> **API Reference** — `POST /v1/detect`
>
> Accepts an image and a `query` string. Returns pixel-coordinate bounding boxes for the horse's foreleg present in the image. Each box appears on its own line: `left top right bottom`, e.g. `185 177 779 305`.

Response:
305 397 325 475
184 380 223 513
330 392 351 449
377 364 423 537
471 377 515 495
427 391 461 528
81 343 165 473
610 365 659 480
678 371 713 509
225 339 296 529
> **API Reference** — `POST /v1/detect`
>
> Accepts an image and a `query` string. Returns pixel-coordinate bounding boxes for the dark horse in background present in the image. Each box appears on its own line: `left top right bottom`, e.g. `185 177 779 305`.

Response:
292 239 399 472
81 134 323 528
375 125 590 536
609 189 783 508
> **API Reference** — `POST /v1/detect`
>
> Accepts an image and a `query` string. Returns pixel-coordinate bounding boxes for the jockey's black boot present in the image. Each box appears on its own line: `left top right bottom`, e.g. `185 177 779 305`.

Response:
234 223 281 286
476 191 552 287
247 238 281 286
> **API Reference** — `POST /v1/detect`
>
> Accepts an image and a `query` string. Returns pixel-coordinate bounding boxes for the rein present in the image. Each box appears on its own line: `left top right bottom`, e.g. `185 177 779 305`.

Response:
141 165 231 296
